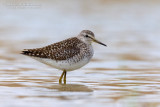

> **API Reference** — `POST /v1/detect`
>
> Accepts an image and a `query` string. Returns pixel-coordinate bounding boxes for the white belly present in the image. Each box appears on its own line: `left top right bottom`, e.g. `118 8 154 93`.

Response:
32 56 92 71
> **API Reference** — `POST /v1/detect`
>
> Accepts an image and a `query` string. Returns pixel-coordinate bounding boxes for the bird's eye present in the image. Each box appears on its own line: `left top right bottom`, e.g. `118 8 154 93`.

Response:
85 35 89 37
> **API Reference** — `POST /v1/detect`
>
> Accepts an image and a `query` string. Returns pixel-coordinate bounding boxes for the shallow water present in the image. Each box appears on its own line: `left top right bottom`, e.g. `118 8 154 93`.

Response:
0 0 160 107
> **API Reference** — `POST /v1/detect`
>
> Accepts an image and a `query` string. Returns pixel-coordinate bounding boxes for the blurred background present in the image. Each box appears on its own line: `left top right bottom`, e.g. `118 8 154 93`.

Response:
0 0 160 107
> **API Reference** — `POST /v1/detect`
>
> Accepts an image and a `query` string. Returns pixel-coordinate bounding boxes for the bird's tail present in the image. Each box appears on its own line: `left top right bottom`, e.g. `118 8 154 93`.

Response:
21 49 33 56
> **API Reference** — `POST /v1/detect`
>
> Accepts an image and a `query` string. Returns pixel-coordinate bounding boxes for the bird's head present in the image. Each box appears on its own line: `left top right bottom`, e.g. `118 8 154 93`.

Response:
78 30 107 46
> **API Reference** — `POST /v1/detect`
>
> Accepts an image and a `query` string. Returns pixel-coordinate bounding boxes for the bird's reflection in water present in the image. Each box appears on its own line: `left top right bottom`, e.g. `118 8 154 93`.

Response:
46 84 93 92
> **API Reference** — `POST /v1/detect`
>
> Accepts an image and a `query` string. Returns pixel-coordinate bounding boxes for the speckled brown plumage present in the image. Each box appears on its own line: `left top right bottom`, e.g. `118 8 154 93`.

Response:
22 37 88 61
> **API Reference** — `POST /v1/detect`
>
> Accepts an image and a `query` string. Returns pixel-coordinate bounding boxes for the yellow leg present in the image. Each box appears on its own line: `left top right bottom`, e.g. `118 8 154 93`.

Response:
59 70 65 84
64 70 67 84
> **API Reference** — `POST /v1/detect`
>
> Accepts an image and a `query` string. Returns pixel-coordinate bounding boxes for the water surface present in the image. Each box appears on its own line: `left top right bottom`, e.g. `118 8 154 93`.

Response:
0 0 160 107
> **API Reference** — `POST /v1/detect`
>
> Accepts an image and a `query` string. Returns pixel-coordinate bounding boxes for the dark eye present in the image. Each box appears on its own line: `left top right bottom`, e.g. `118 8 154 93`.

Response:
85 35 89 37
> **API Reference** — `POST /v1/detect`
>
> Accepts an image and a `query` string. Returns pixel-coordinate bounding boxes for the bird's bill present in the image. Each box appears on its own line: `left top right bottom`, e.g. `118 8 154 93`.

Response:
92 38 107 47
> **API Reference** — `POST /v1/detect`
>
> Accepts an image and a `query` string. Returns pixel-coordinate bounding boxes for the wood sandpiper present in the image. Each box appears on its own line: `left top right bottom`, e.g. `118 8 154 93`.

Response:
22 30 106 84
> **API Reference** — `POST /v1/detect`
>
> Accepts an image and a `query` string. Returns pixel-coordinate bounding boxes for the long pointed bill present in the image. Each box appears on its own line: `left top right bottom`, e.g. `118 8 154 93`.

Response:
92 38 107 47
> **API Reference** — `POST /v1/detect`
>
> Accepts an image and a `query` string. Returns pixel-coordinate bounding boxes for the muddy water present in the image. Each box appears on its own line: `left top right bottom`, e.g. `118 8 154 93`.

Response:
0 0 160 107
